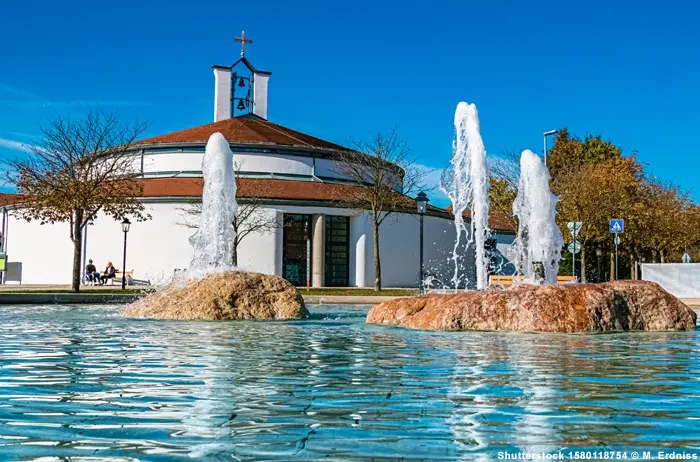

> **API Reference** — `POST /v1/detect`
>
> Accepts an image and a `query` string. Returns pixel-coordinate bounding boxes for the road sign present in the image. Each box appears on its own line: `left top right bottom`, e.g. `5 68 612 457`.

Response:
567 241 581 254
683 252 692 263
610 219 624 233
567 222 583 238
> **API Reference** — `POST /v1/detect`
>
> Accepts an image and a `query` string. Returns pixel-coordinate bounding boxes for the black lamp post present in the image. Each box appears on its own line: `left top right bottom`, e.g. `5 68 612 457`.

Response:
415 191 429 294
121 218 131 289
595 247 603 282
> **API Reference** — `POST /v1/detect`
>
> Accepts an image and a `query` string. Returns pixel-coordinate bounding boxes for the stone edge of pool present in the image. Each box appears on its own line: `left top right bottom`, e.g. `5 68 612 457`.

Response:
0 292 696 315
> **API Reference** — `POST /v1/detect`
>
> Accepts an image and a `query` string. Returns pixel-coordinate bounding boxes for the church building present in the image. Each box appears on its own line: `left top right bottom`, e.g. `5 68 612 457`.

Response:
0 38 515 287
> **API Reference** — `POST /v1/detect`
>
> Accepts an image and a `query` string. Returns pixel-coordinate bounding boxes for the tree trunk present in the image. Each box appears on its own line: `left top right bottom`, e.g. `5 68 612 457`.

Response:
609 251 615 281
373 218 381 292
232 240 238 267
660 252 666 263
630 253 637 280
71 219 83 292
580 245 587 283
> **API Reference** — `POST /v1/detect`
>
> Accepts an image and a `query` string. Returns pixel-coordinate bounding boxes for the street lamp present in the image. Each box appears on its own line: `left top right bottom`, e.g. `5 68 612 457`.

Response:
543 129 558 166
121 217 131 290
595 247 603 282
415 191 429 294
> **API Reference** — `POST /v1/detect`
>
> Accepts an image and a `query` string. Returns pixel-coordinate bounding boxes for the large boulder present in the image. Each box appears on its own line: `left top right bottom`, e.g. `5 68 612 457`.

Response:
366 280 696 333
123 271 308 321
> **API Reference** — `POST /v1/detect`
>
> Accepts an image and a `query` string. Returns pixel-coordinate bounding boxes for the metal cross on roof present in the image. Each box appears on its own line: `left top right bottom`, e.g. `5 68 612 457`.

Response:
234 31 253 57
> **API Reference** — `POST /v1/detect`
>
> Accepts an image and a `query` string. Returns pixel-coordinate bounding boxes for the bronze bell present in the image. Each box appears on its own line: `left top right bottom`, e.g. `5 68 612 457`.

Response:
237 99 246 110
238 77 246 87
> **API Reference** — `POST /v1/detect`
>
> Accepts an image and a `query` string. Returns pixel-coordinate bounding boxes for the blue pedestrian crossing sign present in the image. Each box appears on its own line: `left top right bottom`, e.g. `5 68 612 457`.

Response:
610 219 624 233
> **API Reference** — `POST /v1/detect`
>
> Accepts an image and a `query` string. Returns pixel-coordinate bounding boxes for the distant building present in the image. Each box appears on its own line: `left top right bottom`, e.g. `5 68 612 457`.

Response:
0 48 515 287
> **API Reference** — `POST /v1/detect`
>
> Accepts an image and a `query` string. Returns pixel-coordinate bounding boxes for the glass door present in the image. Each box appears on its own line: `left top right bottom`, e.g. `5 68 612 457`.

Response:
325 216 349 287
283 214 311 286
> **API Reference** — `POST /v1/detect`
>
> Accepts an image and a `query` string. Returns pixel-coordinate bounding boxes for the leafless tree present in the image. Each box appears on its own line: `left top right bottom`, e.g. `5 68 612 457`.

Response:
175 169 283 266
1 112 151 291
333 128 427 291
489 147 522 190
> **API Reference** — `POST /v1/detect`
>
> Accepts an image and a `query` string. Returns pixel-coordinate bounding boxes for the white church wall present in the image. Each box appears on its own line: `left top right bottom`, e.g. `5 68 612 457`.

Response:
4 216 74 285
4 198 509 288
314 158 403 191
233 153 313 176
141 152 202 174
313 158 344 180
235 207 279 275
374 213 459 288
139 151 316 177
83 203 194 285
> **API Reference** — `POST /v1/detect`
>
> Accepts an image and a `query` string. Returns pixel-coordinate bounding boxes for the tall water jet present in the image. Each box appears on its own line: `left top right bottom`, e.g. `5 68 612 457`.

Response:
441 102 490 289
512 150 563 284
189 132 238 272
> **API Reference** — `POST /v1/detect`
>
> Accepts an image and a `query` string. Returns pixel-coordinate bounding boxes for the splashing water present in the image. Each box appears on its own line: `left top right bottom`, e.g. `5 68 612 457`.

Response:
441 102 490 290
511 150 564 284
189 132 238 273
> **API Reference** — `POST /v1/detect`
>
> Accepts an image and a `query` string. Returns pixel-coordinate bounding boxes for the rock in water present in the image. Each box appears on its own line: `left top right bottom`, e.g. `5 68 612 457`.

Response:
123 271 308 321
366 280 696 332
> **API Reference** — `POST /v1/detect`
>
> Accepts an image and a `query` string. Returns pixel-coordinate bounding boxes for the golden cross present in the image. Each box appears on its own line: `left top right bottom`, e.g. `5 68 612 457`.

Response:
234 31 253 57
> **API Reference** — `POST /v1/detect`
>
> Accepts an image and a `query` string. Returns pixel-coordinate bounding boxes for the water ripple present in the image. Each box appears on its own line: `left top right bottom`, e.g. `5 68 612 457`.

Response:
0 304 698 460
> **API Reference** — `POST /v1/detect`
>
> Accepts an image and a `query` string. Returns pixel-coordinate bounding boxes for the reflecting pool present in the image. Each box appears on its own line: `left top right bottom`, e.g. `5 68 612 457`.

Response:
0 304 699 461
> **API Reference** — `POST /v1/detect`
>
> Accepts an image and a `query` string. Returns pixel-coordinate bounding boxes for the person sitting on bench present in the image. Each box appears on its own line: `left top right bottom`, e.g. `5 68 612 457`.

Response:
85 259 99 283
100 262 117 285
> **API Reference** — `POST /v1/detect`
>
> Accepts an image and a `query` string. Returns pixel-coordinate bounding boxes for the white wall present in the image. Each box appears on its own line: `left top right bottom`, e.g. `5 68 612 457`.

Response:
642 263 700 298
235 207 279 274
4 217 75 284
5 199 513 288
137 150 404 192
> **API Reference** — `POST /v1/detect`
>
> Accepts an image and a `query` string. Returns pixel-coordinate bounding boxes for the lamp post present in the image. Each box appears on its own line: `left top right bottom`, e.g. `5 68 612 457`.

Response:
415 191 429 294
121 218 131 290
543 129 558 166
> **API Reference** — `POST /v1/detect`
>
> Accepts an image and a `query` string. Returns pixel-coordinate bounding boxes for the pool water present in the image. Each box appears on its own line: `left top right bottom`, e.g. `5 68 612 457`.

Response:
0 304 699 461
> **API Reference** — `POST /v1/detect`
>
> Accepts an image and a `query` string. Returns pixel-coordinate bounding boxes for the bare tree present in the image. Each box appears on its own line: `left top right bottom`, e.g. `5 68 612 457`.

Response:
175 171 282 266
333 128 426 291
2 112 151 291
489 147 522 190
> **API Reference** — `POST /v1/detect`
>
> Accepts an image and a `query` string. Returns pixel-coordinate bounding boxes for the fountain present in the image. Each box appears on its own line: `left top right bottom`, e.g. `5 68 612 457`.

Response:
441 102 490 290
123 133 308 321
189 132 237 273
511 149 564 284
367 103 695 333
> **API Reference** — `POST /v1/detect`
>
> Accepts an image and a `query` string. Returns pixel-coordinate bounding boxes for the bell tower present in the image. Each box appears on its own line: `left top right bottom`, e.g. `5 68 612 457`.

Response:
213 31 272 121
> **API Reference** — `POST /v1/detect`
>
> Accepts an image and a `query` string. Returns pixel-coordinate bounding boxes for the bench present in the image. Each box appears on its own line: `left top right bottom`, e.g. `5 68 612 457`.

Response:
489 275 577 287
84 270 134 286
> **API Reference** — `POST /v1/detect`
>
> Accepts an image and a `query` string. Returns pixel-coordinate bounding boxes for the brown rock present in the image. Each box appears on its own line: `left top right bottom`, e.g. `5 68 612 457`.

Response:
123 271 308 321
366 280 696 332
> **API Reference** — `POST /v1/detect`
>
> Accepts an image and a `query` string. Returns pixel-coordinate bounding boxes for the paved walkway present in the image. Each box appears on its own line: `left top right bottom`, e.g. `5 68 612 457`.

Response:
0 284 153 291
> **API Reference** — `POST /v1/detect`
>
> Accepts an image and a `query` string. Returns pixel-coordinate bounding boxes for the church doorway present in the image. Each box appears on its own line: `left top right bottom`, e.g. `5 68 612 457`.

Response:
282 214 311 286
324 216 349 287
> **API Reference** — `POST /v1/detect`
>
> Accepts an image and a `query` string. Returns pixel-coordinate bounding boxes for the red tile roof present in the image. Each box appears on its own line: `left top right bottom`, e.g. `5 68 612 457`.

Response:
140 177 446 214
0 178 449 218
446 206 517 233
135 116 350 152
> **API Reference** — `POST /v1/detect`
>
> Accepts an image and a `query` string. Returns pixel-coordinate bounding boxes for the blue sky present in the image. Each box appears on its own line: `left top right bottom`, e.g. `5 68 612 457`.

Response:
1 0 699 206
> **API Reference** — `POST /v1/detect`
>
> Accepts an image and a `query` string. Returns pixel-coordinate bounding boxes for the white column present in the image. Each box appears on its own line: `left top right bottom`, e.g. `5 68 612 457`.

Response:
213 66 231 122
311 214 325 287
273 211 284 276
350 216 367 288
253 71 270 120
